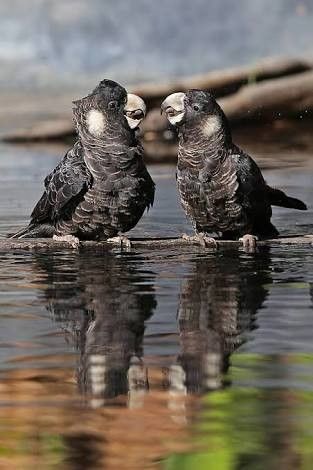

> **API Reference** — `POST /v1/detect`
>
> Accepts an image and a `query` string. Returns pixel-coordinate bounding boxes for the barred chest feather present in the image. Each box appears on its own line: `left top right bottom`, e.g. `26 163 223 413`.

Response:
72 174 150 234
177 155 247 235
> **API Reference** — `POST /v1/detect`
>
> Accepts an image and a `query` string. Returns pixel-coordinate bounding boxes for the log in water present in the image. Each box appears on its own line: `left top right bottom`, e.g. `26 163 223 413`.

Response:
1 235 313 252
2 58 313 144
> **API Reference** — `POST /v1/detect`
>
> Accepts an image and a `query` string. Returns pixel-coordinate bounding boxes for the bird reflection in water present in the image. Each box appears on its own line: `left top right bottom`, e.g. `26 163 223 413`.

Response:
168 248 272 401
76 253 157 409
36 247 271 410
35 252 157 408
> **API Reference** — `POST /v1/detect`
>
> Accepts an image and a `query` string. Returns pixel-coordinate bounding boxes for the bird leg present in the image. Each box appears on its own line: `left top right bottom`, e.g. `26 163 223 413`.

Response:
239 234 258 252
53 234 80 249
127 356 149 409
182 232 218 248
107 235 132 249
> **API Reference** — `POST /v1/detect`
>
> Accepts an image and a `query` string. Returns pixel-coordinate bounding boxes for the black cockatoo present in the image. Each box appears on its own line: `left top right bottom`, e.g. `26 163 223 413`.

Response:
11 80 155 247
161 90 306 250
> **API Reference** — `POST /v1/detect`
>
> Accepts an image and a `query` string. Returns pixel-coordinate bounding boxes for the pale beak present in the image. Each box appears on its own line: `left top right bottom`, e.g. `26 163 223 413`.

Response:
161 92 186 125
124 93 146 129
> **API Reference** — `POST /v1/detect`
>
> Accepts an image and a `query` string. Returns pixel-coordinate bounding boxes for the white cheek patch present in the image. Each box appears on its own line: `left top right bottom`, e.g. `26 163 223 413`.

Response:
87 109 106 137
202 116 221 137
168 112 185 125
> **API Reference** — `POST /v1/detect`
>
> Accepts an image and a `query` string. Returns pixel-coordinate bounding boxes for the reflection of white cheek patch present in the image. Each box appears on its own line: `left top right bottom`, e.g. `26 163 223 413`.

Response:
202 116 220 137
168 112 185 125
87 109 106 137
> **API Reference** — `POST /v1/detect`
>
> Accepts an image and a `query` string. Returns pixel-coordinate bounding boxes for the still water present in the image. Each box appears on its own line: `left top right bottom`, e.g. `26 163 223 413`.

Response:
0 143 313 469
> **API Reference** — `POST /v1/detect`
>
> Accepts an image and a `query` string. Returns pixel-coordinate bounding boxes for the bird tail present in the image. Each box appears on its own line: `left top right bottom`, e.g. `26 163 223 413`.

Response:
266 186 307 210
8 223 54 239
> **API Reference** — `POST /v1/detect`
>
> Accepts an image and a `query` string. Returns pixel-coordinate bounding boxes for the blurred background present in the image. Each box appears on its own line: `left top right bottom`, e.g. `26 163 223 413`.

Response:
1 0 313 159
1 0 313 89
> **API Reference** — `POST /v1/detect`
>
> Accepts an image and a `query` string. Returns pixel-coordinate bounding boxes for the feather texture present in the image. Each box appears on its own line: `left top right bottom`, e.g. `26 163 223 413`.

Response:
11 81 154 240
173 90 306 239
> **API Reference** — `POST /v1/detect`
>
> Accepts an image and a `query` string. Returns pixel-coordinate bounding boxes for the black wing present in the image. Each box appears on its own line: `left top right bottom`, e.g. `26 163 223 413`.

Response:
232 148 307 211
140 165 155 210
231 147 266 196
31 141 92 224
231 148 276 236
131 143 155 210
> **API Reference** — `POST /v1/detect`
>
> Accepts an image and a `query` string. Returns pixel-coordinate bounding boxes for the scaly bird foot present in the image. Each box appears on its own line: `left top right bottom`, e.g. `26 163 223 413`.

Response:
182 233 218 248
239 234 258 253
107 235 132 249
53 234 80 249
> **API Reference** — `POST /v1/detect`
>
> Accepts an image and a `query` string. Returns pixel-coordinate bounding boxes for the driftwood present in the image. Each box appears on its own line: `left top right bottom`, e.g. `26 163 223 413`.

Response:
1 235 313 252
132 57 312 109
141 69 313 137
3 119 75 143
220 69 313 122
1 57 312 145
0 91 73 142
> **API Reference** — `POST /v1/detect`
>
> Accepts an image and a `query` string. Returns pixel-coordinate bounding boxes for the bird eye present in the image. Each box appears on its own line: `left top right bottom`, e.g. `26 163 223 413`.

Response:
193 104 200 111
108 101 118 110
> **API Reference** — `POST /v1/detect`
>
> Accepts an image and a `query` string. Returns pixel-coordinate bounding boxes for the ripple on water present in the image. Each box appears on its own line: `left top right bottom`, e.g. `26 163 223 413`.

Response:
0 147 313 467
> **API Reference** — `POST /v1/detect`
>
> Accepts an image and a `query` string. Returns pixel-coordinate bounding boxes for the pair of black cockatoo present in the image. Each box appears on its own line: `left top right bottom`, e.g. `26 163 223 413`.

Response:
11 80 307 250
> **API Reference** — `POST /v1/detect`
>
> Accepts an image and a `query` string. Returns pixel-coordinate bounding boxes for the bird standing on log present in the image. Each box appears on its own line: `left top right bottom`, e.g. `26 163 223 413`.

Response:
11 80 155 248
161 90 307 251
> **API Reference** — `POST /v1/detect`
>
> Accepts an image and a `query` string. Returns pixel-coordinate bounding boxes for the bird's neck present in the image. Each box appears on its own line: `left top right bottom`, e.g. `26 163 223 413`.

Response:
79 120 135 149
77 128 140 178
178 126 231 168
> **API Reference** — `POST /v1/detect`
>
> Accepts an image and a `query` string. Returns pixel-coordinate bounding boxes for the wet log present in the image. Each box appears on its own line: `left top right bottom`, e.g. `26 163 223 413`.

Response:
1 58 312 144
141 70 313 151
141 69 313 138
2 119 75 142
132 58 312 108
1 235 313 252
220 69 313 122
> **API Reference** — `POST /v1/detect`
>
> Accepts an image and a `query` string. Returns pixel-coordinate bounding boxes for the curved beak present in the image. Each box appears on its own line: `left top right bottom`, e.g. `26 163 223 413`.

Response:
161 92 186 125
124 93 146 129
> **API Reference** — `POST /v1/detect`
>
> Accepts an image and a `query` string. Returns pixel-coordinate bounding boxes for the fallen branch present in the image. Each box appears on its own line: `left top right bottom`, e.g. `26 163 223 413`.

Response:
132 58 312 108
142 69 313 138
1 235 313 252
1 57 312 144
2 119 75 143
220 70 313 122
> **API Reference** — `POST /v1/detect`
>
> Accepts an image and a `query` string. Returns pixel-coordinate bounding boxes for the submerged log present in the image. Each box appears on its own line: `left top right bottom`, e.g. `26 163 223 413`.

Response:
1 236 313 252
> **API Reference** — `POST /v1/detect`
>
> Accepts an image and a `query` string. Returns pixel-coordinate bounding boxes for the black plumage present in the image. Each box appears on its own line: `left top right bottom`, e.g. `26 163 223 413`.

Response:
172 249 271 392
161 90 307 248
34 252 156 403
11 80 154 242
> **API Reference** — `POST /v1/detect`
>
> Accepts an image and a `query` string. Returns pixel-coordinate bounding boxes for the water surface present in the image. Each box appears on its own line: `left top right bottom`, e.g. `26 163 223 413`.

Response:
0 143 313 469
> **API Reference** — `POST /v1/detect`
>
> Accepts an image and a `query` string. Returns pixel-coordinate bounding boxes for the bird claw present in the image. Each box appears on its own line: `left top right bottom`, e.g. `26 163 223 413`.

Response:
182 233 218 248
107 235 132 250
239 234 258 253
53 234 80 249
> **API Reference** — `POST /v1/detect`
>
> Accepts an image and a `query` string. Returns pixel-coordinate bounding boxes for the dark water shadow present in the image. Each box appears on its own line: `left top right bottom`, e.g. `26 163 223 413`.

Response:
33 248 273 406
